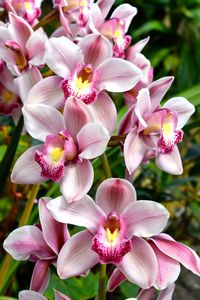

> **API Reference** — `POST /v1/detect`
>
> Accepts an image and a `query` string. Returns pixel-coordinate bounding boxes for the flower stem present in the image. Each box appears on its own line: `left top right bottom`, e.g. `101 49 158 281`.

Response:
100 153 112 178
98 264 107 300
0 184 40 293
33 9 59 30
98 153 112 299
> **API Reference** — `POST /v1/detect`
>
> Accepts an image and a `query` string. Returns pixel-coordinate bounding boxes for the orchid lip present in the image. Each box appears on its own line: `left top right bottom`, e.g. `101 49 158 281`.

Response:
61 64 99 104
92 211 132 264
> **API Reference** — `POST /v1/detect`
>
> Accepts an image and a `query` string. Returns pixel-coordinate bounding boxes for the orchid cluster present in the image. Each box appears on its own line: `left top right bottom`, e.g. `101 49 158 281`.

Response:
0 1 199 300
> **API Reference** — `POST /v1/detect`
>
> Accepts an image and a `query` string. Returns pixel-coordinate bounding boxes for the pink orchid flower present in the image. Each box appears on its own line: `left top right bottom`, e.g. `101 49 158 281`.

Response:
47 178 170 289
11 99 110 202
0 12 47 78
2 0 43 26
3 198 70 293
119 77 195 175
19 289 71 300
29 33 141 107
125 283 175 300
89 3 137 58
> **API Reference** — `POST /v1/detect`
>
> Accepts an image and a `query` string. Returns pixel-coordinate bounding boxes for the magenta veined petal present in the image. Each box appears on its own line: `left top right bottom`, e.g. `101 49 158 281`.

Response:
95 178 137 215
78 33 113 69
107 268 126 291
57 230 98 279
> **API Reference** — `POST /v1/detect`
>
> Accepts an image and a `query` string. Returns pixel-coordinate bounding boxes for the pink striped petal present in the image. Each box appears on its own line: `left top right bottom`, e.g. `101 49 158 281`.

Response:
9 13 33 51
3 226 53 260
151 234 200 276
57 230 98 279
45 37 84 78
124 127 148 174
39 198 69 255
96 58 142 92
54 289 71 300
156 145 183 175
97 0 115 19
63 97 93 139
96 178 136 214
11 145 45 184
26 76 64 108
22 104 65 142
118 236 158 289
14 67 42 103
135 88 151 131
30 260 50 293
78 123 110 159
78 34 112 69
163 97 195 130
19 290 47 300
122 200 170 238
26 29 47 66
137 287 155 300
126 37 150 61
148 241 180 289
88 91 117 134
111 4 137 31
149 77 174 111
107 268 126 291
47 195 104 233
60 160 93 202
157 283 175 300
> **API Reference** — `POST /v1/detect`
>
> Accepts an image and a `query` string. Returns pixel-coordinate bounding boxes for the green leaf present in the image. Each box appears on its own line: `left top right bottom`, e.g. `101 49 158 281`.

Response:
44 271 99 300
120 280 139 298
190 202 200 220
0 297 17 300
176 84 200 107
133 20 166 38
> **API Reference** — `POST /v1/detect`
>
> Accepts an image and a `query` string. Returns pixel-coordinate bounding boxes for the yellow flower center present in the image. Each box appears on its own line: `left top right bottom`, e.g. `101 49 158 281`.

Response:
106 228 118 243
51 147 64 163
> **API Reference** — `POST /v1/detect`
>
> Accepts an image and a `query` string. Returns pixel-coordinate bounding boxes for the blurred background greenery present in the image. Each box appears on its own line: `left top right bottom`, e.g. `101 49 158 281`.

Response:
0 0 200 299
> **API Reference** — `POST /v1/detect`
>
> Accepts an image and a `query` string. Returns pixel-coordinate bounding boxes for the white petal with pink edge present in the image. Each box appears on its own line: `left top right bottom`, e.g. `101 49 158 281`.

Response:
60 160 94 202
111 4 137 31
78 123 110 159
19 290 47 300
30 260 50 293
47 195 104 233
122 200 169 238
26 76 64 108
96 178 137 215
163 97 195 129
118 236 158 289
150 233 200 276
124 127 148 174
22 104 65 142
45 37 84 78
11 145 45 184
156 145 183 175
3 225 53 260
96 58 142 92
26 28 47 66
39 197 69 255
57 230 98 279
